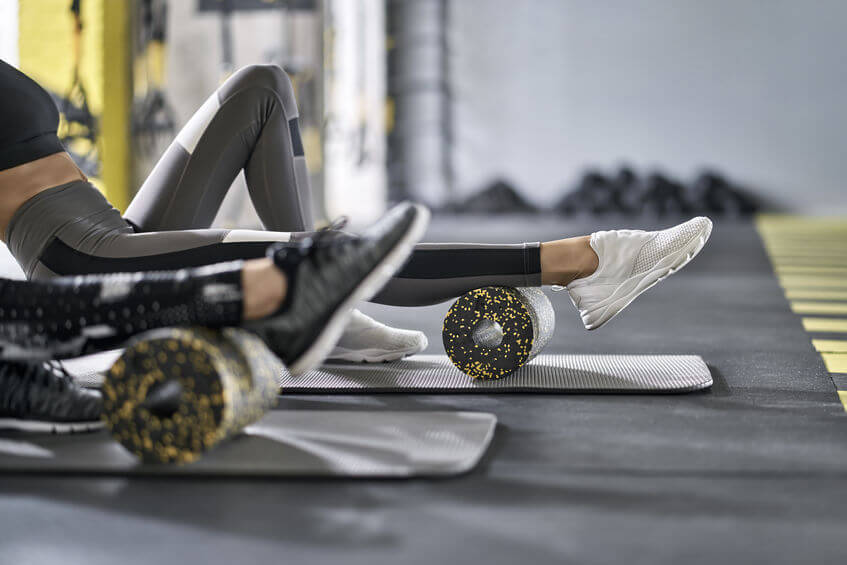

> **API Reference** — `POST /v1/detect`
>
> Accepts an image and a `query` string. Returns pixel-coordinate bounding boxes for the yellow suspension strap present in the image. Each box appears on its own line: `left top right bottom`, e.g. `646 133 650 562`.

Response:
58 0 100 178
132 0 176 157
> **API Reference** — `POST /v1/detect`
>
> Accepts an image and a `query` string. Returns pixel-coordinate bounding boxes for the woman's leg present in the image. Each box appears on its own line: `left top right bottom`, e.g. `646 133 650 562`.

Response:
124 64 312 233
371 242 543 306
8 180 289 279
12 178 597 310
9 63 594 311
0 262 248 360
0 204 429 433
3 200 432 362
370 236 597 306
118 63 590 308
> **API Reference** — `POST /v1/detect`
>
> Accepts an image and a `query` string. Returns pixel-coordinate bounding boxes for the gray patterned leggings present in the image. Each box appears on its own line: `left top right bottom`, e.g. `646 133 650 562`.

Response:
6 65 541 306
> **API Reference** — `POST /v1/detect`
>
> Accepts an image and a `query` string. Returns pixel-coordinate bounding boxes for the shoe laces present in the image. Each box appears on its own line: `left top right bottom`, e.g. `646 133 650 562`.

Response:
269 216 360 272
320 215 349 233
45 360 74 392
0 360 71 390
0 360 75 413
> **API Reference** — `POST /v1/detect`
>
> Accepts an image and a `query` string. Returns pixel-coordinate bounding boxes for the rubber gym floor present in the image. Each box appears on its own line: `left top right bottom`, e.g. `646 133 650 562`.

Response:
2 214 846 565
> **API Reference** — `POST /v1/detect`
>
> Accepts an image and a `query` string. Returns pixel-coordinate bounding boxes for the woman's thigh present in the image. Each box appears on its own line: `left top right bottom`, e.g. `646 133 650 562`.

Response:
34 228 294 277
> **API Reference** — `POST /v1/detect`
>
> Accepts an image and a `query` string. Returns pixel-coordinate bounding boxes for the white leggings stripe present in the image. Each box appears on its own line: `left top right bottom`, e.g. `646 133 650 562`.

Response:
221 229 293 244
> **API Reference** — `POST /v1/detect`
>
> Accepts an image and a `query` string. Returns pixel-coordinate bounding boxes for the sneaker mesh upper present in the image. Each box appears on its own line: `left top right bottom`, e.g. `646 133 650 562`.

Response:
631 219 705 275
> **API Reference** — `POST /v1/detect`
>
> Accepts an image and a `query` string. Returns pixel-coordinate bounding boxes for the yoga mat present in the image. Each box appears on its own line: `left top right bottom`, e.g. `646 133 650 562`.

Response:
278 354 713 393
69 353 712 393
0 410 496 478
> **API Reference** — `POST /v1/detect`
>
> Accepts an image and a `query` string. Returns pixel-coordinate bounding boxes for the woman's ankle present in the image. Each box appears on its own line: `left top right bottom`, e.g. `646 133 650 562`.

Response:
242 258 287 320
540 236 599 286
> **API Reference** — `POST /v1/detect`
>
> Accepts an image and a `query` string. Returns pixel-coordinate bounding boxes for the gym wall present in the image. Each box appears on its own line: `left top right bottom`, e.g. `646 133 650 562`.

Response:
403 0 847 213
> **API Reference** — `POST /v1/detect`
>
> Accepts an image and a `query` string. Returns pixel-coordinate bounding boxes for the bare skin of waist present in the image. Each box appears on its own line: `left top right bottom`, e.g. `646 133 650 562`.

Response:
0 151 86 242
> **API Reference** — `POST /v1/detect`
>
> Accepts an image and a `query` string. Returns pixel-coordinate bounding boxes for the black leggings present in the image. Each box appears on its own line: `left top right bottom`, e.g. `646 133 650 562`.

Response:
6 65 542 306
0 263 245 361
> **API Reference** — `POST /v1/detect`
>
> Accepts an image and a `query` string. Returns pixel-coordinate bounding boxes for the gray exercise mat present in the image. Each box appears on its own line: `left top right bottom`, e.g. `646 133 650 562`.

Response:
0 410 496 477
67 352 712 393
283 354 713 393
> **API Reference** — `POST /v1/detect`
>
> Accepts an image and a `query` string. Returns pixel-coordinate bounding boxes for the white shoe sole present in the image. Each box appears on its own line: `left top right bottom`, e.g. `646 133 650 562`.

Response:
0 418 104 434
573 221 712 330
327 340 427 363
288 205 431 376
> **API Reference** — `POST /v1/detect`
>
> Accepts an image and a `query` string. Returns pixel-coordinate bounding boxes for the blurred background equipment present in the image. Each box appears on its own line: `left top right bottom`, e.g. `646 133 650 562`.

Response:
554 165 768 217
385 0 847 215
57 0 101 179
442 179 538 214
3 0 844 217
130 0 176 192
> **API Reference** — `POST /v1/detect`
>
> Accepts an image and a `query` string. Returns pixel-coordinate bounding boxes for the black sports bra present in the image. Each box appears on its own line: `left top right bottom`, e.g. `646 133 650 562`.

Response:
0 59 65 171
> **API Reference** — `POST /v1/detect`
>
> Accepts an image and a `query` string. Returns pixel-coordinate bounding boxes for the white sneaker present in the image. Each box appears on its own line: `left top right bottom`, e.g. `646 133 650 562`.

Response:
327 310 428 362
562 216 713 330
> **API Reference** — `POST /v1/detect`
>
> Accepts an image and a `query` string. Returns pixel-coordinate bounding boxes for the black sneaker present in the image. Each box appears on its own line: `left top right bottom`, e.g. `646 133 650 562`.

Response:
0 361 103 433
248 202 429 375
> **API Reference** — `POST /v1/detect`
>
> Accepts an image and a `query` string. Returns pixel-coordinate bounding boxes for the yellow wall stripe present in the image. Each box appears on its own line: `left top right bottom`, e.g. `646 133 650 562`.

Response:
760 215 847 412
769 254 847 262
761 242 847 247
821 353 847 374
812 339 847 353
776 265 847 275
758 214 847 411
772 259 847 268
770 254 847 261
786 289 847 300
100 0 131 211
763 243 847 251
18 0 131 210
791 301 847 315
767 249 847 254
780 276 847 289
802 317 847 333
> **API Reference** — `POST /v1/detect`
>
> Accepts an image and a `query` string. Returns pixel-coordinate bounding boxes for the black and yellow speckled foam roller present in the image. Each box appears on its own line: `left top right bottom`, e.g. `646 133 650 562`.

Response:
102 327 282 464
442 287 555 380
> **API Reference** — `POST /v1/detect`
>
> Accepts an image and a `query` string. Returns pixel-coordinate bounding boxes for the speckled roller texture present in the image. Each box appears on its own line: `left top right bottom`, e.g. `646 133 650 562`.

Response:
102 327 281 464
442 287 555 379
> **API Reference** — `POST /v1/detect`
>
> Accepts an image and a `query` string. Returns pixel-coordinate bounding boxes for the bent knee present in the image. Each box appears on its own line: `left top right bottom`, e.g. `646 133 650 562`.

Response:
224 64 298 116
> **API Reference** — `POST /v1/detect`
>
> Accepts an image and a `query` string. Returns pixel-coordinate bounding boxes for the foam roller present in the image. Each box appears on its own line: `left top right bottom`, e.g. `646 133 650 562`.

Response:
102 327 281 464
442 287 555 380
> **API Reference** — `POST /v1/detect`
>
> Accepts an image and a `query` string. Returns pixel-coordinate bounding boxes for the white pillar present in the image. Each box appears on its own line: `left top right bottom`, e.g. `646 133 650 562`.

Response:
0 0 19 66
323 0 388 224
394 0 450 206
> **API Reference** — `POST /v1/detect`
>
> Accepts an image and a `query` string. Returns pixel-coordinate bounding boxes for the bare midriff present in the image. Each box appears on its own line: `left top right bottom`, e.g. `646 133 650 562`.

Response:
0 152 86 242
